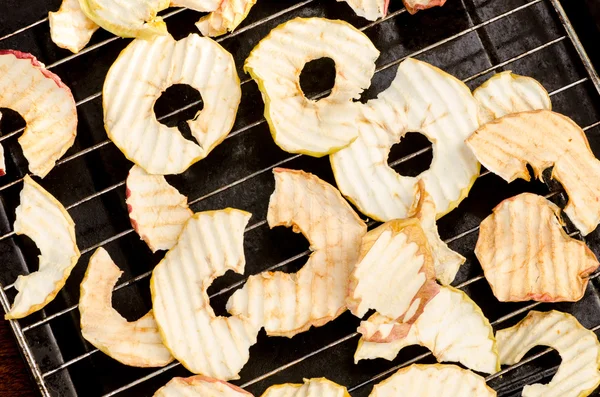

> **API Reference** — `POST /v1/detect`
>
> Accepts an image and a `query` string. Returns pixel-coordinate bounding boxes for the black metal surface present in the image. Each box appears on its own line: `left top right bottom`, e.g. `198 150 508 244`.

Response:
1 0 600 396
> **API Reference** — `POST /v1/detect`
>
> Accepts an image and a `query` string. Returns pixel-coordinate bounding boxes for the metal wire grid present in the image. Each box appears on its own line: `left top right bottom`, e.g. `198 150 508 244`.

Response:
0 0 599 395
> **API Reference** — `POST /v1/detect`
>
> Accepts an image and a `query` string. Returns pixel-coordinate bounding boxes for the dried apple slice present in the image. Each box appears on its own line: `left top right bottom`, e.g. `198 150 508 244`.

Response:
154 375 253 396
331 58 480 222
261 378 350 397
476 193 598 302
196 0 257 37
369 364 496 397
6 176 80 319
355 286 499 374
0 113 5 176
49 0 99 53
403 0 447 14
78 0 169 39
151 209 258 380
466 110 600 235
80 248 173 367
497 310 600 397
126 165 193 252
0 50 77 177
227 168 366 337
339 0 389 21
245 18 379 156
474 71 551 125
410 181 465 285
347 218 440 327
104 34 241 175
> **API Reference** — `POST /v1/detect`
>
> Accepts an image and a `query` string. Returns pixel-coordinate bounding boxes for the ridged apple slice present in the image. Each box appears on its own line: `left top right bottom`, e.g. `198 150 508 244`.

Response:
6 176 80 319
80 248 173 367
466 110 600 235
355 286 499 374
126 165 192 252
339 0 389 21
261 378 350 397
154 375 252 396
49 0 99 53
497 310 600 397
369 364 496 396
476 193 599 302
0 50 77 177
227 168 366 337
196 0 257 37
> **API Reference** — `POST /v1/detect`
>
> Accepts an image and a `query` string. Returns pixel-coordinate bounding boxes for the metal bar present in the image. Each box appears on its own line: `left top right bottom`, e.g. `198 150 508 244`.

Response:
0 17 48 43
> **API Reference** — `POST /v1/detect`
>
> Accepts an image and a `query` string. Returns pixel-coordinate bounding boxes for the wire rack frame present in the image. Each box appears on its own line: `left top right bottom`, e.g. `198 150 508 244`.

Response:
0 0 599 396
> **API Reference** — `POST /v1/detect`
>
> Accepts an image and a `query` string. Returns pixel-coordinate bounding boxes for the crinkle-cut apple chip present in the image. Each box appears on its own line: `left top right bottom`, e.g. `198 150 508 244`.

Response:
153 375 252 396
466 110 600 235
49 0 99 53
339 0 389 21
0 50 77 177
410 181 465 285
355 286 499 374
80 248 173 367
331 58 480 222
476 193 599 302
347 218 440 333
78 0 169 39
227 168 366 337
474 71 551 124
103 34 241 175
261 378 350 397
497 310 600 397
151 209 258 380
6 176 80 319
369 364 496 397
126 165 192 252
245 17 379 156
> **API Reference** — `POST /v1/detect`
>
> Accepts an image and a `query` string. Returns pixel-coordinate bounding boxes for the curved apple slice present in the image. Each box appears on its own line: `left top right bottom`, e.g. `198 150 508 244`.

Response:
245 18 379 156
474 71 551 125
154 375 253 396
466 110 600 235
497 310 600 397
369 364 496 397
261 378 350 397
0 50 77 177
196 0 257 37
78 0 169 39
151 209 257 380
49 0 99 53
126 165 193 252
403 0 447 14
104 34 241 175
348 218 439 328
476 193 598 302
331 58 480 222
6 176 80 319
339 0 388 21
355 286 499 374
80 248 173 367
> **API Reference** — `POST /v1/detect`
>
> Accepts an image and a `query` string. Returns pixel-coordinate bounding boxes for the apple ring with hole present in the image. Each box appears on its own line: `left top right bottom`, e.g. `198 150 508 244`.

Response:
103 34 241 175
331 58 480 222
245 17 379 156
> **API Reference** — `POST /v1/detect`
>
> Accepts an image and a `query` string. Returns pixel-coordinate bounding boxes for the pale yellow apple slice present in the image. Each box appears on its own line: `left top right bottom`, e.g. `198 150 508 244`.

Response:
6 176 80 319
126 165 192 252
369 364 496 396
154 375 252 396
331 58 480 222
227 168 366 337
339 0 388 21
466 110 600 235
497 310 600 397
0 50 77 177
151 209 258 380
196 0 257 37
355 286 499 374
103 34 241 175
80 248 173 367
49 0 99 53
245 17 379 156
476 193 599 302
261 378 350 397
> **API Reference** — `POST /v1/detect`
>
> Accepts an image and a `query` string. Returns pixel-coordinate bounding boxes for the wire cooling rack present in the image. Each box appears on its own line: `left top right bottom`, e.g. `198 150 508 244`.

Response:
1 0 600 395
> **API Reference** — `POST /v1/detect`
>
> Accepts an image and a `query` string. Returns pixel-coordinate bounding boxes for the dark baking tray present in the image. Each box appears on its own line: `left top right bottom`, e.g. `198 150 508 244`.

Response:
1 0 600 396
